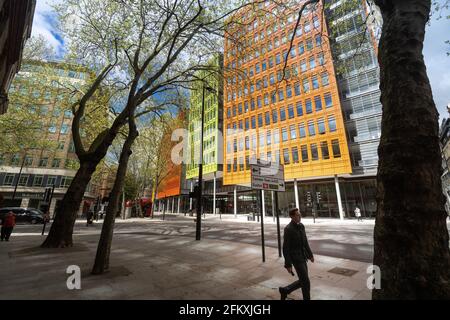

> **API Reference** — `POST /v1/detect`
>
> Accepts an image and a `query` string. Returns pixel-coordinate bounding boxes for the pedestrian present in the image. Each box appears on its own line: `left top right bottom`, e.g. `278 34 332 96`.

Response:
1 211 16 242
354 205 362 221
279 208 314 300
86 210 93 226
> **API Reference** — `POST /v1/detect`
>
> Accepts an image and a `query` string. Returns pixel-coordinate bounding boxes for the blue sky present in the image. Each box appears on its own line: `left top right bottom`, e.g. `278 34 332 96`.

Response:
32 0 450 118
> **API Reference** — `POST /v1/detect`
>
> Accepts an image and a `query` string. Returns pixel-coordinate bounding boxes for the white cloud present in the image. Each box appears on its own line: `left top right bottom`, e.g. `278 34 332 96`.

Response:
31 0 64 55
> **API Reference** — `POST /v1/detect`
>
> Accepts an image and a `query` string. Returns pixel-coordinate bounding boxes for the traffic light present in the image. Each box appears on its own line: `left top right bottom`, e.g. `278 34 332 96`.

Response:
316 192 322 204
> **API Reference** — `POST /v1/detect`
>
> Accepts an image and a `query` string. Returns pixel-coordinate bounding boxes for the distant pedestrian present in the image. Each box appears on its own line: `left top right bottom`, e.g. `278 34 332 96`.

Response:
355 206 362 221
86 210 93 226
1 211 16 241
279 208 314 300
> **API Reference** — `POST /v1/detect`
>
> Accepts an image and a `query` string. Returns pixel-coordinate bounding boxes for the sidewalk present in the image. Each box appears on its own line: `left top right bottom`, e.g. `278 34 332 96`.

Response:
0 219 372 300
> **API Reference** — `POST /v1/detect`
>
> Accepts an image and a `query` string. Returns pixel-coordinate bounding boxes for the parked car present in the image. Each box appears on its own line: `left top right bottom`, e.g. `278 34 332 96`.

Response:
0 207 45 224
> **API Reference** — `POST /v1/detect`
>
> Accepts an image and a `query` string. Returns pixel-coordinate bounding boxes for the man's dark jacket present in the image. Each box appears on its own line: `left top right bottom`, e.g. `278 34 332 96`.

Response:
283 221 314 268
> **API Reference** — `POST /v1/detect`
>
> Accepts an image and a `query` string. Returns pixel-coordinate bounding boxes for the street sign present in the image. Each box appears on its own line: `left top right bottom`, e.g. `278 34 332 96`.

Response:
250 161 285 192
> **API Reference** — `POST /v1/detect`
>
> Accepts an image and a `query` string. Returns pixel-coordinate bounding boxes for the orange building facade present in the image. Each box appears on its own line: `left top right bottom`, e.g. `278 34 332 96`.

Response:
223 1 352 186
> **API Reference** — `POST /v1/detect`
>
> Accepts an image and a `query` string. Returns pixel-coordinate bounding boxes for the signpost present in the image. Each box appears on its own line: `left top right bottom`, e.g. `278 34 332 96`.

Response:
251 161 285 263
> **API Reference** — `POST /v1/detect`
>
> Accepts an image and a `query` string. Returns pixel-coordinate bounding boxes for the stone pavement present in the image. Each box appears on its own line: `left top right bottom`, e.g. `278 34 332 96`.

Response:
0 217 373 300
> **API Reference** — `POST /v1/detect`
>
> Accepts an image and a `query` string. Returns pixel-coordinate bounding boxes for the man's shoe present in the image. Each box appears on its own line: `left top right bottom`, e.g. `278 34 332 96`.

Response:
279 287 287 300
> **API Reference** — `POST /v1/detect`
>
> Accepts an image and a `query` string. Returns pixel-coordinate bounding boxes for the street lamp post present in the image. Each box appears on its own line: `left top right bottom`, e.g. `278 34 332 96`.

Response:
195 81 215 241
12 155 27 201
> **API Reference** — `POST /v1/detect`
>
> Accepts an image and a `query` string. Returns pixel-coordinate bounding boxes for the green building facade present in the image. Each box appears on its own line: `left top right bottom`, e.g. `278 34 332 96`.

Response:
186 55 223 180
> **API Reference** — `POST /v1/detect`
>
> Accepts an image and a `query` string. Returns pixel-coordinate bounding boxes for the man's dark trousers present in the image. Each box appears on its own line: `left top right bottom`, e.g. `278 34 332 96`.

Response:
1 226 13 240
282 262 311 300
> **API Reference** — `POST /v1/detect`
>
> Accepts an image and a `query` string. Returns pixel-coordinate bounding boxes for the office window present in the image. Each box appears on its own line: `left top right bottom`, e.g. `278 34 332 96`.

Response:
332 139 341 158
239 138 244 151
18 175 29 186
269 57 274 68
272 109 278 123
290 125 297 139
286 86 292 98
33 175 44 187
251 99 256 110
262 60 267 71
301 145 309 162
257 96 262 108
318 118 326 134
263 76 268 88
4 174 14 186
321 141 330 160
311 144 319 161
300 59 307 72
296 102 303 116
309 56 316 69
280 108 286 121
282 128 288 142
252 134 257 150
298 42 305 55
304 21 311 33
292 147 299 163
271 91 277 104
256 80 262 91
258 114 263 127
314 95 323 111
270 73 275 85
306 38 313 50
288 104 295 119
245 136 250 150
276 53 281 65
233 139 238 152
245 118 249 131
61 176 73 188
265 112 271 125
245 156 250 170
274 130 280 144
233 159 237 172
278 90 285 102
227 163 232 172
328 116 337 132
259 133 265 147
255 63 261 74
239 120 243 130
48 124 57 134
267 131 272 145
305 99 313 113
294 83 301 96
227 141 232 153
283 148 291 164
244 101 249 113
47 176 57 187
251 116 256 129
325 93 333 108
299 123 306 138
263 93 269 106
321 72 329 86
238 103 243 114
303 78 310 93
315 34 322 46
39 157 49 167
52 158 61 168
227 108 231 118
24 155 33 166
312 75 319 89
64 110 73 118
308 121 316 136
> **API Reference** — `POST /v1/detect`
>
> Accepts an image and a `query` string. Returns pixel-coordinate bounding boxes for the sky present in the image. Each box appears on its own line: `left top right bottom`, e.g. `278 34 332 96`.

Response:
31 0 450 119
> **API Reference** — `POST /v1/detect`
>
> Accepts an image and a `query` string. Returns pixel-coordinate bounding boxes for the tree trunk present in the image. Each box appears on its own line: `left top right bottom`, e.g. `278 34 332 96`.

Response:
373 0 450 299
41 160 98 248
91 117 139 275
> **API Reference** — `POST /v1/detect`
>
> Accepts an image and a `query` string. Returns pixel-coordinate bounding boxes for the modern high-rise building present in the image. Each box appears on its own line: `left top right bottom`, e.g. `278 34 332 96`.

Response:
0 60 105 216
185 55 224 214
219 0 381 219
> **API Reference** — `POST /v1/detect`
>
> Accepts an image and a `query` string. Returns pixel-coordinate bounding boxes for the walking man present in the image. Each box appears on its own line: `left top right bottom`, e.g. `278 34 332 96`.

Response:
279 208 314 300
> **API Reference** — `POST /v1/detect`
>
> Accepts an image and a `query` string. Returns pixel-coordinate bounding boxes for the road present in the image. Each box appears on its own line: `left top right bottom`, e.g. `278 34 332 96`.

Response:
13 215 450 263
